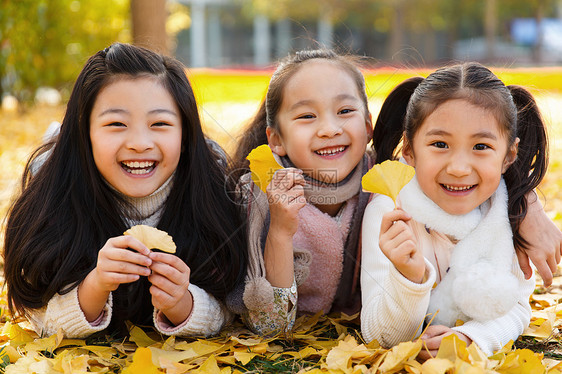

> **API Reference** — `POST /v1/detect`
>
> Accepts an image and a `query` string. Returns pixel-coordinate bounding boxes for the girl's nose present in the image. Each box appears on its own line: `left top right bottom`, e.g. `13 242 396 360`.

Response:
126 127 154 152
446 152 472 177
317 116 343 138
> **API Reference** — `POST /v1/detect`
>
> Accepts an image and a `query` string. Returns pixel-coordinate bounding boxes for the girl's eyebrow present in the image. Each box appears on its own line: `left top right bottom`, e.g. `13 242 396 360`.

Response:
289 99 314 111
425 129 450 137
425 128 498 140
334 93 360 102
471 131 497 140
97 108 178 117
289 94 359 111
98 108 128 117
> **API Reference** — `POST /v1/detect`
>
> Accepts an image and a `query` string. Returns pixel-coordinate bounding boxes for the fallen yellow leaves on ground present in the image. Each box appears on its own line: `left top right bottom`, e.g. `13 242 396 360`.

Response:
0 302 561 373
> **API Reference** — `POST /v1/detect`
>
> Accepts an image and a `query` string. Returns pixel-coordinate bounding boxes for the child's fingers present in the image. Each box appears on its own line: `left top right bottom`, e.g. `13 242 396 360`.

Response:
105 236 151 256
421 325 451 339
515 250 533 280
99 242 152 268
380 220 414 252
99 272 142 285
380 209 412 233
148 258 190 310
149 253 190 283
269 168 305 192
149 252 189 272
101 259 152 277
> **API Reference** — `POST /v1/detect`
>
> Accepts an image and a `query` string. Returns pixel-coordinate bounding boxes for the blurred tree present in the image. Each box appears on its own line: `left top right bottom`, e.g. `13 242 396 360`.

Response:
0 0 129 103
131 0 169 55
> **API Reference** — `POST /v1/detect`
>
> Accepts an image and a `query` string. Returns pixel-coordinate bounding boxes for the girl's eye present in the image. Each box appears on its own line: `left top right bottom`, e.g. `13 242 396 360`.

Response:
297 114 315 120
338 108 355 115
152 122 172 127
431 141 447 149
474 143 490 151
106 122 126 127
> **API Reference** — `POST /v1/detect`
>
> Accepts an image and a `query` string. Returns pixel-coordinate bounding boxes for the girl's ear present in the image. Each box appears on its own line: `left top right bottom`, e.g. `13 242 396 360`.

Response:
266 127 287 156
366 113 373 142
402 134 415 166
502 137 519 173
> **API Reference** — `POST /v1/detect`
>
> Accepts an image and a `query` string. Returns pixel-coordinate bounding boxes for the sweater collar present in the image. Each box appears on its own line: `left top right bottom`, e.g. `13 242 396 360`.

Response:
111 173 174 226
278 154 364 205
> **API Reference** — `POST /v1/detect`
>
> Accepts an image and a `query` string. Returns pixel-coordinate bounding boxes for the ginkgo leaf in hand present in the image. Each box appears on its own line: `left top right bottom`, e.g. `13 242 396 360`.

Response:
361 160 415 203
246 144 283 192
124 225 176 253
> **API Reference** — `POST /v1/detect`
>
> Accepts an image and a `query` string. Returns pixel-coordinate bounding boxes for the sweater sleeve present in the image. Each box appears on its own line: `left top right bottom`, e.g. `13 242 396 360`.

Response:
452 257 534 356
360 194 436 347
26 287 112 338
153 283 232 337
242 280 298 336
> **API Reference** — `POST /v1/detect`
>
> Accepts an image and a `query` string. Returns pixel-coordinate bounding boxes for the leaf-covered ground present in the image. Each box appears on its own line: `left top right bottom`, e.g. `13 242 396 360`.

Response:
0 68 561 373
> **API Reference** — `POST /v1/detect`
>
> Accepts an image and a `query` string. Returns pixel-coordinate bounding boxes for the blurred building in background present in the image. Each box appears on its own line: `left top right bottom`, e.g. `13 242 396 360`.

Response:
174 0 562 68
2 0 562 102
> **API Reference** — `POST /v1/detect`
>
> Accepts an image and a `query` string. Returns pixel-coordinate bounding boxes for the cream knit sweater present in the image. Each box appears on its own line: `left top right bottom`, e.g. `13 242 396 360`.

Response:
27 176 231 338
360 181 534 356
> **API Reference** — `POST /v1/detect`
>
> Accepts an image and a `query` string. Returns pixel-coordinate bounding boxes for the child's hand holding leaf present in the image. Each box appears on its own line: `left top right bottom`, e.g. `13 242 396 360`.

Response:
363 160 422 282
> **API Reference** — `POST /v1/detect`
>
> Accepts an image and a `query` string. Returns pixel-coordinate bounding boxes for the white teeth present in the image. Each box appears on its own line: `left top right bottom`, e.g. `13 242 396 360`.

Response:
121 161 155 175
316 146 345 155
444 184 474 191
131 169 149 175
122 161 155 169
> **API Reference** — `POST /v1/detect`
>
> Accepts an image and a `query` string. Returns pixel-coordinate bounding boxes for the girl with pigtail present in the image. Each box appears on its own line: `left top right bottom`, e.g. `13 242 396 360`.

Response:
361 62 556 357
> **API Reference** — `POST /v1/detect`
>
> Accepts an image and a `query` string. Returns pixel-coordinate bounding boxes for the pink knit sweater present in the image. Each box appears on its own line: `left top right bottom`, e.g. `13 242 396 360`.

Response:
294 196 357 314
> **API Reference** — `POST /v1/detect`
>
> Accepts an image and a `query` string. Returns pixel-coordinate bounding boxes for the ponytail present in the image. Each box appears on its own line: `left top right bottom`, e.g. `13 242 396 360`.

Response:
372 77 423 163
504 85 549 249
231 101 268 179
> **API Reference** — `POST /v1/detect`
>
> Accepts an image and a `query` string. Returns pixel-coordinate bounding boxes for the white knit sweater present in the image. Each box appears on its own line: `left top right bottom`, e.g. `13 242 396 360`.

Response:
360 179 534 356
26 175 231 338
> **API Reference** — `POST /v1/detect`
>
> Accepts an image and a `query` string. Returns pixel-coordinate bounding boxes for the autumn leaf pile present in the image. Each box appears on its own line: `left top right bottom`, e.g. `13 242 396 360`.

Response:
0 297 561 373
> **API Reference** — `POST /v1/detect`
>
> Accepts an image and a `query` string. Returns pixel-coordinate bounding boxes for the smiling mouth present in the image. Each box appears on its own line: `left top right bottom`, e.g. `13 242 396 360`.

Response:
315 146 347 156
442 184 476 192
121 161 156 175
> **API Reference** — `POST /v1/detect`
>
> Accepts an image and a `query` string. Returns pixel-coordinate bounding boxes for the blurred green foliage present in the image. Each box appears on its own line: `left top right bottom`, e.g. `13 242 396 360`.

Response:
0 0 130 103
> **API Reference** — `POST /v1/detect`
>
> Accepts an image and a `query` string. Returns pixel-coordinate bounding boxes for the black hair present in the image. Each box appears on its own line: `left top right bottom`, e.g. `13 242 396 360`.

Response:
372 62 548 249
3 43 247 334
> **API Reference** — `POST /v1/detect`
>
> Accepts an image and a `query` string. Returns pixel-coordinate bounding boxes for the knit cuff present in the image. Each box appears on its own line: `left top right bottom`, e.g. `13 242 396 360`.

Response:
153 283 229 337
31 287 112 338
452 321 497 356
388 257 436 295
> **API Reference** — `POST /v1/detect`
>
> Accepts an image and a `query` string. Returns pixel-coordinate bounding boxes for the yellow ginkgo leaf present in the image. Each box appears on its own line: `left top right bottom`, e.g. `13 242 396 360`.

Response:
233 351 258 365
2 322 36 347
378 340 422 373
122 347 160 374
129 325 158 348
325 335 372 371
124 225 176 254
246 144 283 192
435 334 468 362
361 160 415 203
420 358 454 374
